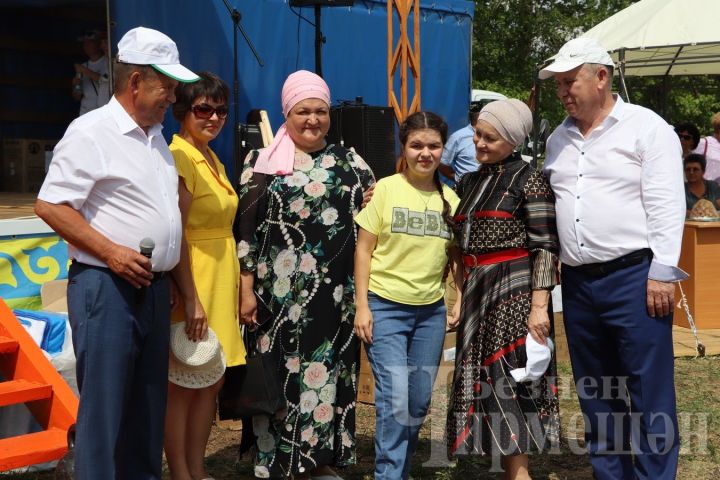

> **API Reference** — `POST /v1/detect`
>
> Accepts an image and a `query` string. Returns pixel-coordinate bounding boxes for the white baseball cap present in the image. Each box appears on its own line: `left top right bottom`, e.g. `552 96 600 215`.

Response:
510 334 554 383
539 37 614 80
117 26 199 83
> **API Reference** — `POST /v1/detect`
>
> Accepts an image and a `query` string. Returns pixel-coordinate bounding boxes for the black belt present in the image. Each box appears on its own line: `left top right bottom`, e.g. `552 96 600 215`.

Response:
72 260 168 281
565 248 652 277
151 271 167 281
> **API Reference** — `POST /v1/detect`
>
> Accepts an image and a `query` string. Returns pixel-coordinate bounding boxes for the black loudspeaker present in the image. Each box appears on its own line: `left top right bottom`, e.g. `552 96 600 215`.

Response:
289 0 355 6
327 103 397 180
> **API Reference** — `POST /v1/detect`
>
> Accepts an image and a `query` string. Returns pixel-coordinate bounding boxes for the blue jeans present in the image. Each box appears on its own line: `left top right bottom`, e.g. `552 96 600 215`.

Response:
365 293 446 480
67 263 170 480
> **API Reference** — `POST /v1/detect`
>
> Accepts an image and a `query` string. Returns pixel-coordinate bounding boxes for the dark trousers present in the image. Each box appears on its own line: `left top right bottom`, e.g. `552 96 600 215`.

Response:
67 262 170 480
562 259 679 480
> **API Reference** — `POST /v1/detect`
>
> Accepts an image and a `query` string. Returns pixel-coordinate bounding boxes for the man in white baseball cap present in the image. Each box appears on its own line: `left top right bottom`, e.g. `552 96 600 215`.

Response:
36 26 199 479
540 36 685 480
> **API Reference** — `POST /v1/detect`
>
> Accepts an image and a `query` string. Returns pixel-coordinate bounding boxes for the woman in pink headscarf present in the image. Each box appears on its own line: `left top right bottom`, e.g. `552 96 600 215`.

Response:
235 70 375 479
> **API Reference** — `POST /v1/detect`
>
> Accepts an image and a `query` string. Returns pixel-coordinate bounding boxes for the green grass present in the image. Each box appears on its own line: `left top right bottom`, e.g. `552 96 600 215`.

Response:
3 357 718 479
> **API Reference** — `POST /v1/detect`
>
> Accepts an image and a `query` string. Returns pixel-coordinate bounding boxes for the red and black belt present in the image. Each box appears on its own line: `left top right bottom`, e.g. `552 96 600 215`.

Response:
462 248 529 268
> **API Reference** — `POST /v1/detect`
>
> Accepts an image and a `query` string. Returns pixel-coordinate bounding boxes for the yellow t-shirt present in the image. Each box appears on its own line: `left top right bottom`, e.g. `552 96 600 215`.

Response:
355 173 460 305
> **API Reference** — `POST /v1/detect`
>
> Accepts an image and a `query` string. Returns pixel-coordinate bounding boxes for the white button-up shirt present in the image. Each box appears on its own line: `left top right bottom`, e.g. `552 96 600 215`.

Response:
39 96 181 271
693 135 720 182
543 96 687 281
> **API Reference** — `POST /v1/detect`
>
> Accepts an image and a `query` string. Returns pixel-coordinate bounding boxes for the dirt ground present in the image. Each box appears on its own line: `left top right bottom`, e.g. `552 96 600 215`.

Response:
4 357 718 480
204 401 595 480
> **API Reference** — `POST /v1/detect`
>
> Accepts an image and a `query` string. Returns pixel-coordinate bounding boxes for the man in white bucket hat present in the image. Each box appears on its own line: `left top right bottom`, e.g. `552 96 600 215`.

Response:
36 26 199 479
540 37 685 480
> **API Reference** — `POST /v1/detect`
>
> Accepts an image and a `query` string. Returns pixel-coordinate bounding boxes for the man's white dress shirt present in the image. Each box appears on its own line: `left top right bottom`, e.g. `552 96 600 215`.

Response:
39 96 181 272
543 96 687 282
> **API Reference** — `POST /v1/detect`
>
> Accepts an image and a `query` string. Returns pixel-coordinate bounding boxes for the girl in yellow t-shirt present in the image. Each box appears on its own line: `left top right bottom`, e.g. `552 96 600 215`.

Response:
354 111 462 480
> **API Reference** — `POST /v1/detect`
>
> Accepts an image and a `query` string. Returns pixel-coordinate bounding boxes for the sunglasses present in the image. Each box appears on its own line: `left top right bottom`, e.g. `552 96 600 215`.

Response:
677 133 693 141
191 103 229 119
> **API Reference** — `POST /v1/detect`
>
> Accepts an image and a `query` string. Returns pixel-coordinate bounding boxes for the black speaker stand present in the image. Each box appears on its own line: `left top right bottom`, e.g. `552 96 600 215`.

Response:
218 0 264 179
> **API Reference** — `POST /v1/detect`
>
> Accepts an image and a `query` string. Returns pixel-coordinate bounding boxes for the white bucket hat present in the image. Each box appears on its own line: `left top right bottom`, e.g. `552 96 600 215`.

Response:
510 335 554 383
117 26 199 83
168 322 226 389
539 37 614 80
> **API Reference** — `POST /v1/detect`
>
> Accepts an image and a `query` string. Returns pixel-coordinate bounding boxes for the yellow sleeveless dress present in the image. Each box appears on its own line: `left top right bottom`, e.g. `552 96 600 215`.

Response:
170 135 245 366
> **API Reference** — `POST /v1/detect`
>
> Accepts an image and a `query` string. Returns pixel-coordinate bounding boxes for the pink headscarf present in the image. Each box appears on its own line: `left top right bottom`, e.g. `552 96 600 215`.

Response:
253 70 331 175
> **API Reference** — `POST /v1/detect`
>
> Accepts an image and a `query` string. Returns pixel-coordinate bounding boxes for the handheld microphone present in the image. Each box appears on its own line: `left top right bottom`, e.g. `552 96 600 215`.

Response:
136 237 155 306
140 237 155 259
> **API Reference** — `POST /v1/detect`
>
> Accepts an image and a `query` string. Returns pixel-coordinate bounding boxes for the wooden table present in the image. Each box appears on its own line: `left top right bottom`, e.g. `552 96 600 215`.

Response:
674 221 720 329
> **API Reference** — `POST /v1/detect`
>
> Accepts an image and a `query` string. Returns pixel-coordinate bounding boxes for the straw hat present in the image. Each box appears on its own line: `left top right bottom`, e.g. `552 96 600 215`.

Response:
168 322 226 389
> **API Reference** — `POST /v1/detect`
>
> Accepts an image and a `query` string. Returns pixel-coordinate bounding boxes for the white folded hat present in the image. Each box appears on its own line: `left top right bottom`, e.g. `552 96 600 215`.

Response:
539 37 614 80
510 334 554 383
117 26 199 83
168 322 226 389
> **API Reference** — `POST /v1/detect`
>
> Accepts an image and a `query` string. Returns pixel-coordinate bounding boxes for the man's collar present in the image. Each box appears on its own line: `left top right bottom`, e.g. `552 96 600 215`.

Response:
606 94 625 121
562 93 623 131
108 96 164 137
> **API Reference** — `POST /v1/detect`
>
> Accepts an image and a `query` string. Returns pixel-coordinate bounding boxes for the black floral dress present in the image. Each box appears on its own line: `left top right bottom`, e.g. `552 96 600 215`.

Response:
446 153 560 458
236 144 374 478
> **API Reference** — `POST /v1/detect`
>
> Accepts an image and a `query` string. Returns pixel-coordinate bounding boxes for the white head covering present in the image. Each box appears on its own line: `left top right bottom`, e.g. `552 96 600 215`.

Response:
477 99 533 147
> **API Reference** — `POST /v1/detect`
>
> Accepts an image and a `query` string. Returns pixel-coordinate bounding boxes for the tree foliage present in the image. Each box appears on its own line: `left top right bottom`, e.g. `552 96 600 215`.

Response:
472 0 720 134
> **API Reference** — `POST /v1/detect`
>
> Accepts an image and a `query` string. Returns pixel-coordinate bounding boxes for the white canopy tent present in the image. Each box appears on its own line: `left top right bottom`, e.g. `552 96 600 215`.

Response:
578 0 720 77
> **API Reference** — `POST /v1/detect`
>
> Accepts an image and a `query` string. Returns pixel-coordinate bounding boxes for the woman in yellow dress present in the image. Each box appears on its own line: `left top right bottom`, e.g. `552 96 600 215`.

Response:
164 71 245 480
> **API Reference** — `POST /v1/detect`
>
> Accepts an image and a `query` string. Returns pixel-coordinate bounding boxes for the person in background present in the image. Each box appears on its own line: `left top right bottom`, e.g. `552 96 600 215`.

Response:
674 122 700 160
541 37 685 480
236 70 375 480
72 30 110 116
35 27 199 479
445 99 560 480
438 107 481 187
354 111 461 480
164 71 245 480
683 153 720 214
96 30 112 107
693 112 720 181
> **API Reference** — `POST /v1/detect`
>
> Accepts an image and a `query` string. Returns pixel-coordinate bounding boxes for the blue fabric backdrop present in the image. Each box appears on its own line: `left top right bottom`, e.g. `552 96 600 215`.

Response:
112 0 474 180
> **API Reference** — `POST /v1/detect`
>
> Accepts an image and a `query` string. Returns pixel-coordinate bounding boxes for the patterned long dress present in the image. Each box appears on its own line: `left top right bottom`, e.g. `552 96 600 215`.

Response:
236 144 375 479
446 153 560 458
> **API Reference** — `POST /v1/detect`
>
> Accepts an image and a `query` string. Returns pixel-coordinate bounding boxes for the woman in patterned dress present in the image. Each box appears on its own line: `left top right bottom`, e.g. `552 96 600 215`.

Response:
446 99 560 480
236 70 374 479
